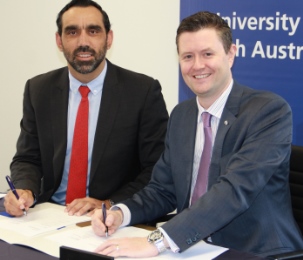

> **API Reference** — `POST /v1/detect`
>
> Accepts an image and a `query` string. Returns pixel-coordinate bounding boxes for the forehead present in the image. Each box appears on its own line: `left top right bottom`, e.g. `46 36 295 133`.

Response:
61 6 104 28
178 28 224 53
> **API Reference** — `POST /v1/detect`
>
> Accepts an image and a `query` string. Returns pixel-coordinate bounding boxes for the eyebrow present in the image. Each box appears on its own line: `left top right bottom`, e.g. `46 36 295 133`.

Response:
87 25 103 31
64 24 103 33
64 25 78 33
201 47 214 52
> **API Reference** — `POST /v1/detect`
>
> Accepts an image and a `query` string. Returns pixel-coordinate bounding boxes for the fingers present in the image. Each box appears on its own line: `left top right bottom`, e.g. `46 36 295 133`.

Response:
65 199 91 216
104 215 119 236
91 209 123 237
65 197 101 216
86 208 97 217
4 192 20 216
20 190 34 210
91 209 106 236
107 209 123 228
94 237 159 258
4 190 32 217
95 240 122 257
103 209 122 226
105 210 124 236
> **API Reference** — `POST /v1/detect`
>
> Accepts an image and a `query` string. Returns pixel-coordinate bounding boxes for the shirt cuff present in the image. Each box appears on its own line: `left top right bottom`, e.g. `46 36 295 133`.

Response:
158 227 180 253
110 204 180 253
110 203 131 227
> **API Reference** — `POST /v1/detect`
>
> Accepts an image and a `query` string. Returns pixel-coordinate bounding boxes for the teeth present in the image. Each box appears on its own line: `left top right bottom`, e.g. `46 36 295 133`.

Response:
78 54 91 58
195 74 210 79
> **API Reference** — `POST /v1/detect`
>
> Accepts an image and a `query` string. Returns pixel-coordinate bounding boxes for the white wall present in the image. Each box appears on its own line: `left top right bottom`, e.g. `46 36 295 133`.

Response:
0 0 179 192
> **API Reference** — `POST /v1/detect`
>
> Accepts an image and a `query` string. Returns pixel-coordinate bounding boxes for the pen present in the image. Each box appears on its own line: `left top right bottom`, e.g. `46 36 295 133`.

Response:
102 202 108 237
57 226 66 230
5 175 27 216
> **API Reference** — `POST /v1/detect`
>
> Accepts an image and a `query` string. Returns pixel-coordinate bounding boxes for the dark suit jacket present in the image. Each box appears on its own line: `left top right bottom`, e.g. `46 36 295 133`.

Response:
124 81 303 257
10 60 168 204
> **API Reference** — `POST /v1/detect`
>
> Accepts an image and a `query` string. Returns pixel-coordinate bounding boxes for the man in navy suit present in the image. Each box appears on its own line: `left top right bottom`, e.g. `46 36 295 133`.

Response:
4 0 168 217
91 11 303 258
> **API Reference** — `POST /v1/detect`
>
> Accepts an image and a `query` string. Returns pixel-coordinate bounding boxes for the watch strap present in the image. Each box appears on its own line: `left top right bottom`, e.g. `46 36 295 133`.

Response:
154 239 167 253
147 229 167 253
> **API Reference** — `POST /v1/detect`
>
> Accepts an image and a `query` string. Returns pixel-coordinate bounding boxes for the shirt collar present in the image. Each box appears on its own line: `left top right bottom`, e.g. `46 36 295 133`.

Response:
196 79 233 121
69 61 107 95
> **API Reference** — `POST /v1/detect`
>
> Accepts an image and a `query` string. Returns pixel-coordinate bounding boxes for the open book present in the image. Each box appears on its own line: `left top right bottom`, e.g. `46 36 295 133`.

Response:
0 202 227 259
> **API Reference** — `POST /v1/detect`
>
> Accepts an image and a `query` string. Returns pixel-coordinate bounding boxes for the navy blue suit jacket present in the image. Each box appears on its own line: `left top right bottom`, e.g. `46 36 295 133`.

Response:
124 81 303 257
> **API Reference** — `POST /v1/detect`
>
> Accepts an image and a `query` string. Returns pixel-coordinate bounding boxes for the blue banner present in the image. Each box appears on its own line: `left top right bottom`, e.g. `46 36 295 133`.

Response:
179 0 303 145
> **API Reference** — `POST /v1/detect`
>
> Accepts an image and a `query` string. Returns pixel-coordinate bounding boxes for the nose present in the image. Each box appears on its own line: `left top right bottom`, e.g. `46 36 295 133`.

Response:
78 30 90 47
193 56 205 70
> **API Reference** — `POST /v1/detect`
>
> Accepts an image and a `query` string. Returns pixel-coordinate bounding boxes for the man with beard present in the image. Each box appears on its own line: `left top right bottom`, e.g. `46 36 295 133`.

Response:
4 0 168 217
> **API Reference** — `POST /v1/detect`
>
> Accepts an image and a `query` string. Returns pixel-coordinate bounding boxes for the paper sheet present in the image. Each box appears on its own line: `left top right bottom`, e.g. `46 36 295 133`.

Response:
0 207 90 237
0 203 228 259
46 226 228 259
0 202 90 244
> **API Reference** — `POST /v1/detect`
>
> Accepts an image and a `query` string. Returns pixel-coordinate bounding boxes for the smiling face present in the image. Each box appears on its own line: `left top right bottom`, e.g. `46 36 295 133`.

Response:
178 28 236 109
56 6 113 83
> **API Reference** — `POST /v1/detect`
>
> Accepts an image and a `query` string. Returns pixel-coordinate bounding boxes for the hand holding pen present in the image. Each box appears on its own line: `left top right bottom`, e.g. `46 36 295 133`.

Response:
5 175 27 216
91 206 124 238
102 202 108 237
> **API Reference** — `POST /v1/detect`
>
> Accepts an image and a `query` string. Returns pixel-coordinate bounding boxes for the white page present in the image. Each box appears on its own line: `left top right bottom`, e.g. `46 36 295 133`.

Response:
0 203 90 237
0 203 228 259
46 226 228 259
0 208 89 236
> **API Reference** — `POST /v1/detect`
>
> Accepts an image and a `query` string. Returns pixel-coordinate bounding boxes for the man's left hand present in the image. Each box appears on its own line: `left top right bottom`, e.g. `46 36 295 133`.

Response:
65 197 110 216
94 237 159 258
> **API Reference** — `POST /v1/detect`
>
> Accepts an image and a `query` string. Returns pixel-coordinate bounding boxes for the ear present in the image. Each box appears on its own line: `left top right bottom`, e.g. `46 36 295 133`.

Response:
106 30 113 50
56 32 63 52
228 44 237 68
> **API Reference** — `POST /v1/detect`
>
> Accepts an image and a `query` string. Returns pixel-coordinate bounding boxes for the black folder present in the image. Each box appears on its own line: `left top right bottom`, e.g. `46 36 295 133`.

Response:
60 246 114 260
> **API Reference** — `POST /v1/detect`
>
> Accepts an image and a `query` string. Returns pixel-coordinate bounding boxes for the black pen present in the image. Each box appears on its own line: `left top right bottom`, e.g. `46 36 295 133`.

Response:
102 202 108 237
5 175 27 216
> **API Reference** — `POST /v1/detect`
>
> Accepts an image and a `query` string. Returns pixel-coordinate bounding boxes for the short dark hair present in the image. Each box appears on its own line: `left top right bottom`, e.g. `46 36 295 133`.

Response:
176 11 232 54
56 0 111 36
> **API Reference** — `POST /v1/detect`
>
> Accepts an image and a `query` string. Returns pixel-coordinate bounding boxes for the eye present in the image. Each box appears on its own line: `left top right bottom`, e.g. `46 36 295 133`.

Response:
90 29 98 34
183 54 193 60
205 52 213 57
65 29 77 36
88 27 102 35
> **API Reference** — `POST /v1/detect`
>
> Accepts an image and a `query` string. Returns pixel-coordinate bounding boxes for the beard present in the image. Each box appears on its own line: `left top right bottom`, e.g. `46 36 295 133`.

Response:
62 43 107 74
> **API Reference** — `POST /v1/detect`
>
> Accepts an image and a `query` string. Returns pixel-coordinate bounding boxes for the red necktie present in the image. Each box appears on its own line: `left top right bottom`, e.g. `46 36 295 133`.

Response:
191 112 212 205
66 86 90 204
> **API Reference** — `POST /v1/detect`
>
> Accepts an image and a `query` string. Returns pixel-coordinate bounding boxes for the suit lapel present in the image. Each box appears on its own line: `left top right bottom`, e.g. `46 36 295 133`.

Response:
90 61 121 180
208 82 243 187
177 100 199 209
51 68 69 188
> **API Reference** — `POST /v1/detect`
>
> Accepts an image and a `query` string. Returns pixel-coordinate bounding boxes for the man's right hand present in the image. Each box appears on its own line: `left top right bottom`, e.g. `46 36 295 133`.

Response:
91 208 123 237
4 189 34 217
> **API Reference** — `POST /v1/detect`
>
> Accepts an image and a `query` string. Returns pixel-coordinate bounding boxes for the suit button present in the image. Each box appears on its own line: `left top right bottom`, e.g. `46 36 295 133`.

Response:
195 233 201 239
186 238 193 245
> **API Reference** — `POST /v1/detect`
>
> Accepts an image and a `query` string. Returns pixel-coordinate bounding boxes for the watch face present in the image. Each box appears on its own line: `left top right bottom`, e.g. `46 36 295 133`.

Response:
148 229 162 242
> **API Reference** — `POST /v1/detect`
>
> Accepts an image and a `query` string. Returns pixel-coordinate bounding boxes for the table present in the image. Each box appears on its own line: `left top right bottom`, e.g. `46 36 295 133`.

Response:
0 240 57 260
0 240 264 260
0 199 264 260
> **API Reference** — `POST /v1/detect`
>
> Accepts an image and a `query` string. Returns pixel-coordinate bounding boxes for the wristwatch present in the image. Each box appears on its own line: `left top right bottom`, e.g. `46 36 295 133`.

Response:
147 229 167 253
